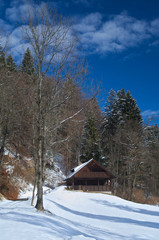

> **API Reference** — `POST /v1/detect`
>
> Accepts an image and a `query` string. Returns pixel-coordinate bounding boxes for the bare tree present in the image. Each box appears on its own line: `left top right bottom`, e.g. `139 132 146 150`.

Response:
21 3 87 210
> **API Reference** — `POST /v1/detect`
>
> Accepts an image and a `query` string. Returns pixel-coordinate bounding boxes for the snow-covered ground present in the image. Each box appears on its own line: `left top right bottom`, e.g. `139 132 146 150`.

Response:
0 186 159 240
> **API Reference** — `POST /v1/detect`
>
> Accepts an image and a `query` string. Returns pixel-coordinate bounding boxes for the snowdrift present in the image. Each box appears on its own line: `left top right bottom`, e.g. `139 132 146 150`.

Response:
0 186 159 240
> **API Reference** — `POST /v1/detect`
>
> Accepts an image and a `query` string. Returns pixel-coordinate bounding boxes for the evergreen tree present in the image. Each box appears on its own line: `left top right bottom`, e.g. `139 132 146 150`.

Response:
117 89 142 125
104 89 117 118
102 88 144 198
101 89 118 166
0 46 6 68
6 54 16 71
80 115 102 163
103 89 118 135
21 48 34 75
103 88 142 135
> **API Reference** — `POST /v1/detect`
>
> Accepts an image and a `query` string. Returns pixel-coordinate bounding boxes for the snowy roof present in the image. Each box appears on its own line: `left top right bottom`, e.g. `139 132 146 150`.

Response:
65 159 93 180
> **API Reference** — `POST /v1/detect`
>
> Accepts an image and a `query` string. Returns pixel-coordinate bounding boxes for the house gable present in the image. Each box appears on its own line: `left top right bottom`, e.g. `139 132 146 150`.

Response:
66 159 115 180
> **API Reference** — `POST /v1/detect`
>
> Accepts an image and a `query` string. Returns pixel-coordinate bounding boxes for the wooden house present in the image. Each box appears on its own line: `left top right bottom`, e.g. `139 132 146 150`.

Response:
65 159 115 192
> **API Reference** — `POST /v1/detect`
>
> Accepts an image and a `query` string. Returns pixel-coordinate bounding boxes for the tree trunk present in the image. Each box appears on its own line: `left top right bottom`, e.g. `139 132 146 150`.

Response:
35 134 44 211
0 146 4 169
31 175 37 206
0 125 8 169
31 154 38 206
35 73 44 211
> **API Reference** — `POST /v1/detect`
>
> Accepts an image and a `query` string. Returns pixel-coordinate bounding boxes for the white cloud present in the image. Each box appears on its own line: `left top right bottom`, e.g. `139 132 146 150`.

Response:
74 13 102 33
5 21 75 66
6 26 32 63
149 18 159 36
142 110 159 118
8 27 23 47
5 3 30 22
5 1 47 23
3 2 159 58
0 19 13 34
74 12 159 54
0 18 13 49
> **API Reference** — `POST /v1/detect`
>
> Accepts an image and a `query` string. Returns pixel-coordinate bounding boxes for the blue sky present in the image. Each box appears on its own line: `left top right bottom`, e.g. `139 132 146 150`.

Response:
0 0 159 125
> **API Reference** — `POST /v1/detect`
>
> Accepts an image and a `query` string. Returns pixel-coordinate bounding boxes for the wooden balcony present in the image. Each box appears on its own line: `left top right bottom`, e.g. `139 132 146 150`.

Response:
75 172 109 179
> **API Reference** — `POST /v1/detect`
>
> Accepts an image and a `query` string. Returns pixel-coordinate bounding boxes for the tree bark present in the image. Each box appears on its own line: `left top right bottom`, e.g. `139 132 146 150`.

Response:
0 124 8 169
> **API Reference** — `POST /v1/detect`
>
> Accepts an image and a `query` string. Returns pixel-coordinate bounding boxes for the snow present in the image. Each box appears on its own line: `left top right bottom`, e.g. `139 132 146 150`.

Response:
5 165 14 174
1 186 159 240
66 159 93 179
4 148 16 158
45 153 66 188
45 167 65 188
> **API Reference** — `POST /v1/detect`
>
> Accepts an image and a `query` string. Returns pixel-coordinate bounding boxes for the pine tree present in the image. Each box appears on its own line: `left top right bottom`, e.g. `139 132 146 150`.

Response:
6 54 16 71
101 89 118 166
103 88 142 131
21 48 34 75
117 89 142 125
0 46 6 68
102 88 144 198
80 115 102 163
103 89 118 135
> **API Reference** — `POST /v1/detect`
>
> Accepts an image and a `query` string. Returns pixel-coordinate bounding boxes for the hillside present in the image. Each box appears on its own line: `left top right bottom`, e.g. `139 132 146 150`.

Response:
0 186 159 240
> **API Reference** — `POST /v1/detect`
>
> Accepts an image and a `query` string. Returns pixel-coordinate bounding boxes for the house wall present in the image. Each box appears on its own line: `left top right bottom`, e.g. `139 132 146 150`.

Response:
66 159 114 191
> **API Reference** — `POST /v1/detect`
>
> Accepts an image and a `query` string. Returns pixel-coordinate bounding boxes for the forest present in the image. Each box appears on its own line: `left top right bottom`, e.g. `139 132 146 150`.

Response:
0 4 159 209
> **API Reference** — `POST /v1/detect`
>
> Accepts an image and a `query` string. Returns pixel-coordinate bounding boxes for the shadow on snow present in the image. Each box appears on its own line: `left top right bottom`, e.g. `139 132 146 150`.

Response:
48 199 159 230
90 199 159 217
